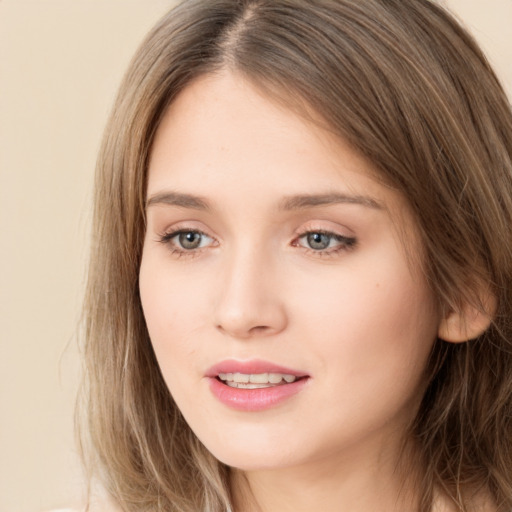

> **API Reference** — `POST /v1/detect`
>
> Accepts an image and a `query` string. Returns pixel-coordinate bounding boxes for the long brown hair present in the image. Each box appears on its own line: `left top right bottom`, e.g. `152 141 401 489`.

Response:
80 1 512 511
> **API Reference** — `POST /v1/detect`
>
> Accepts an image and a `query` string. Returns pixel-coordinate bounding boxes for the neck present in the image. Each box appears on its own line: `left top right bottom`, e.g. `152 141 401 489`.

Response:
230 436 422 512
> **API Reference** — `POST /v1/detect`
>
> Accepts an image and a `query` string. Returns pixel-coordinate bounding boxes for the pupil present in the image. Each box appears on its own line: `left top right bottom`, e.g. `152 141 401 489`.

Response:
308 233 330 250
179 232 201 249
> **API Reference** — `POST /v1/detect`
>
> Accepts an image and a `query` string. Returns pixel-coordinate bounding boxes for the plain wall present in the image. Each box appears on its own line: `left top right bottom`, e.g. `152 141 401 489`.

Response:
0 1 510 511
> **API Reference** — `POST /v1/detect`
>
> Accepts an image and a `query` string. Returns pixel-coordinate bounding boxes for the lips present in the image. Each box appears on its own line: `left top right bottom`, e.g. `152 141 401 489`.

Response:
218 372 298 388
206 359 310 412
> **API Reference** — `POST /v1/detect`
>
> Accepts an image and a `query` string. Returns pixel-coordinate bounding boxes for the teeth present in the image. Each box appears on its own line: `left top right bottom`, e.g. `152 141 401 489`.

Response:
233 372 250 383
218 372 298 385
226 382 272 389
250 373 269 384
268 373 283 384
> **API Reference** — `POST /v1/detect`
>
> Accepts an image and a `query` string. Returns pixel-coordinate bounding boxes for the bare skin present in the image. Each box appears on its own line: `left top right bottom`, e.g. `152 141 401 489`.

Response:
139 71 495 512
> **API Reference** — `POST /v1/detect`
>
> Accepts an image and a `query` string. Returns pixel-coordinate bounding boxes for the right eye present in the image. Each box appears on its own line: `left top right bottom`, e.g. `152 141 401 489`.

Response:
160 229 215 253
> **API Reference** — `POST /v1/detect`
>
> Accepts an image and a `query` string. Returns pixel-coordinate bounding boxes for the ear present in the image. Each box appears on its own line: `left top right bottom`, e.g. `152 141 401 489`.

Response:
438 289 496 343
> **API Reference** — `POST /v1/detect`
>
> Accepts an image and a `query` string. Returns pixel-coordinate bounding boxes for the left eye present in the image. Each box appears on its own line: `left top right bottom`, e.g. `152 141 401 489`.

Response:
297 232 355 251
167 230 213 250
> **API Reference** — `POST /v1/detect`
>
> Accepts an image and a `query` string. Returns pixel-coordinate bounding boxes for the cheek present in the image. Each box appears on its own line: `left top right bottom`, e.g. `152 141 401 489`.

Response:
139 256 211 378
290 251 438 392
284 273 437 451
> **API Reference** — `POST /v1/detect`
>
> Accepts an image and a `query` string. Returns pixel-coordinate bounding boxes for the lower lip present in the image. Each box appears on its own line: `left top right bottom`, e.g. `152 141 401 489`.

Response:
208 377 309 412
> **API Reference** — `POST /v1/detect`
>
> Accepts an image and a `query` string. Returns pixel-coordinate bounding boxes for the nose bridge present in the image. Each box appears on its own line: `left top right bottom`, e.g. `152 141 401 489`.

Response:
214 238 287 338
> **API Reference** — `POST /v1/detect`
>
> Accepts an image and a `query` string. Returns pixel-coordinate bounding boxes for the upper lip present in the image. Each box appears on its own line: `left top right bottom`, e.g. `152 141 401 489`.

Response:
206 359 309 378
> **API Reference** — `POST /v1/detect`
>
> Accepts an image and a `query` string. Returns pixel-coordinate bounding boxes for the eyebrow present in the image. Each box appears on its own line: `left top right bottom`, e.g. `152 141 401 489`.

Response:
146 190 384 211
146 191 211 210
279 193 384 211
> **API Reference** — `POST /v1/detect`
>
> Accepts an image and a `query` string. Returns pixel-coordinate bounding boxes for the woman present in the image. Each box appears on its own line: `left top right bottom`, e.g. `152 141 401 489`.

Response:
80 1 512 511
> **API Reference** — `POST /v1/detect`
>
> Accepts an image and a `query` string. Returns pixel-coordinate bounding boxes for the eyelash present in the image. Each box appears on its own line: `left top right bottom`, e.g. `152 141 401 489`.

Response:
158 229 215 258
157 228 357 258
293 229 357 257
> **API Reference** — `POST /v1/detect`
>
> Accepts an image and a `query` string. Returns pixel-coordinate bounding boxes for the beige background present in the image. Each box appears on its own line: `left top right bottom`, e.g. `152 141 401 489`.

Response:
0 1 510 511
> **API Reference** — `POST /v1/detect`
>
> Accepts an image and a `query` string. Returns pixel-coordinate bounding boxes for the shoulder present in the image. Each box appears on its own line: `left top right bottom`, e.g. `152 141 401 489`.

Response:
432 490 498 512
44 509 86 512
44 506 122 512
44 509 81 512
44 510 82 512
44 509 121 512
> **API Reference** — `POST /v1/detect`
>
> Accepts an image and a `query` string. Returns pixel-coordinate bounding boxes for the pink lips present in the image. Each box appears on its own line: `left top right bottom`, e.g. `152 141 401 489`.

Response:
206 359 309 412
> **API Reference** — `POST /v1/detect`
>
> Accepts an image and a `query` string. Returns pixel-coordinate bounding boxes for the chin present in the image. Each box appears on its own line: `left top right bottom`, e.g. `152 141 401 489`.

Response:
198 427 307 472
213 451 293 472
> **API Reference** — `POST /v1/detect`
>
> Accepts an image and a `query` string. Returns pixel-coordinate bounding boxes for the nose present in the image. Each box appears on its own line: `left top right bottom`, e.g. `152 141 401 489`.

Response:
213 247 288 339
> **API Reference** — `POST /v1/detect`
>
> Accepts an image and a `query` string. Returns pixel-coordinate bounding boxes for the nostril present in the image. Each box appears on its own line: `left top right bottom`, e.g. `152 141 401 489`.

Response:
214 292 288 338
248 325 271 335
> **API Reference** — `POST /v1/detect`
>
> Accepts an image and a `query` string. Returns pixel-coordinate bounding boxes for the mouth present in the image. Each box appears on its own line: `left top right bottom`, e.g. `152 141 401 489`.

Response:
206 359 310 411
216 372 303 389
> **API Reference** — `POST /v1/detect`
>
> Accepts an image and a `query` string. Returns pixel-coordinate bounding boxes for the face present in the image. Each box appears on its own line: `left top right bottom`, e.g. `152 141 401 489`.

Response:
139 71 440 472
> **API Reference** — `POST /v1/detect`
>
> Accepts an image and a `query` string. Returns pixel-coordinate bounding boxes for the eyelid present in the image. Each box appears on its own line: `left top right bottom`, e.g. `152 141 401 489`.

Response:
292 223 357 256
294 221 355 240
157 222 218 257
157 220 215 240
154 221 356 258
296 230 356 247
160 227 212 242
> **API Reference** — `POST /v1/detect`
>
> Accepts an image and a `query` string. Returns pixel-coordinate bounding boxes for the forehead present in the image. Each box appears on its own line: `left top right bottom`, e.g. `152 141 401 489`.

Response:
150 72 383 193
148 72 418 223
